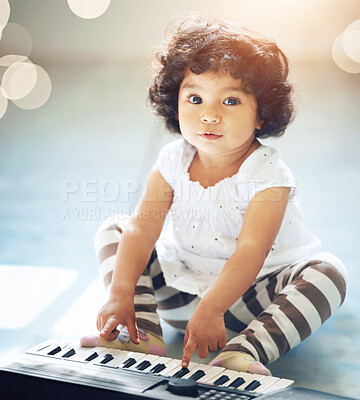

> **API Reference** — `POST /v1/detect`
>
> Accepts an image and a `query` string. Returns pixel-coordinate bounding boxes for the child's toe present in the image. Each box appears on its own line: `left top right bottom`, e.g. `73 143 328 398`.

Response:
79 335 102 347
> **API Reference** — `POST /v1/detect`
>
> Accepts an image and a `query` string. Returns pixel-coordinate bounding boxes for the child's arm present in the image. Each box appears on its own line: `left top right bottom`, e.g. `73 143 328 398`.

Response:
182 186 291 367
98 165 173 342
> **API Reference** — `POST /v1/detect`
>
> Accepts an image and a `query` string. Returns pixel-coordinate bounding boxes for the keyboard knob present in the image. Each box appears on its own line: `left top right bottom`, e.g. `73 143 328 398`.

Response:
167 378 198 396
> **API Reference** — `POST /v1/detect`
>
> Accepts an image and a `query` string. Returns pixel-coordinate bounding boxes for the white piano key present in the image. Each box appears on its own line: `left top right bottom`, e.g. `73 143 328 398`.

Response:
116 351 147 368
34 340 71 357
153 358 182 376
204 368 239 385
238 374 277 392
167 361 199 378
242 373 267 391
127 354 160 371
223 371 263 390
260 377 294 393
92 348 130 366
69 346 109 363
98 350 132 367
181 363 213 380
26 338 59 354
39 342 81 359
195 365 226 383
252 376 281 393
239 373 266 391
221 370 249 388
147 356 173 370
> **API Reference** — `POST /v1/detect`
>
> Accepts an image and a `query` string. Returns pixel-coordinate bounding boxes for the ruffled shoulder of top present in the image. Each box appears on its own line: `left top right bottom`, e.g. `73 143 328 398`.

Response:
155 138 195 189
238 144 297 196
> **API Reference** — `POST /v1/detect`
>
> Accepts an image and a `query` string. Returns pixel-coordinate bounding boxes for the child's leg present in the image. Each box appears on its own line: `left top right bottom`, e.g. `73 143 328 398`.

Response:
80 214 165 355
150 255 201 334
210 254 347 374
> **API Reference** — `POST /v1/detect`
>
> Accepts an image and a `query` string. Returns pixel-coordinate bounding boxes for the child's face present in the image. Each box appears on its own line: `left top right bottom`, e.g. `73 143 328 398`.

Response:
178 69 261 155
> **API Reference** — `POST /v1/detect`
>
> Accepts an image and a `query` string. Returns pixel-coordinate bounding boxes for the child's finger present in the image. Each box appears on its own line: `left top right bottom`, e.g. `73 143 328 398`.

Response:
197 343 208 359
183 328 189 347
101 328 120 341
182 338 196 368
218 336 227 349
126 319 139 344
100 316 119 336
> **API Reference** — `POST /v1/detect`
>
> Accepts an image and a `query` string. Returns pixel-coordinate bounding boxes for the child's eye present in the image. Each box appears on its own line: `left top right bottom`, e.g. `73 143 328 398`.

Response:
224 97 241 106
188 95 202 104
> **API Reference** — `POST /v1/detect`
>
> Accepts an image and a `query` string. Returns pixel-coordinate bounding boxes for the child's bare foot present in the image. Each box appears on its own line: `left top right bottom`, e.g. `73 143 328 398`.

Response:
80 327 166 356
209 350 271 376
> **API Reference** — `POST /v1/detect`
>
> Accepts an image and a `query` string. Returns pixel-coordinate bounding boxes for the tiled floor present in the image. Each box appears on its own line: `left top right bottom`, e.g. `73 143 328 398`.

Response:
0 63 359 399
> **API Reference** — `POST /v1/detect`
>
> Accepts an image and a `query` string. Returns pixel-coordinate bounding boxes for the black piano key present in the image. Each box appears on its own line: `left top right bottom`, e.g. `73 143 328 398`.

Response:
100 354 114 364
172 367 190 378
136 360 151 371
244 379 261 391
229 376 245 388
213 375 230 385
62 348 76 358
122 358 137 368
85 352 99 362
188 369 206 381
48 346 62 355
149 363 166 374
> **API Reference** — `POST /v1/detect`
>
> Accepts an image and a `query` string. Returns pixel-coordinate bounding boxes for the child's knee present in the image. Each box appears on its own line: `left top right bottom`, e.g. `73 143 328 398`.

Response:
294 258 347 306
315 260 347 304
94 213 130 247
314 252 348 285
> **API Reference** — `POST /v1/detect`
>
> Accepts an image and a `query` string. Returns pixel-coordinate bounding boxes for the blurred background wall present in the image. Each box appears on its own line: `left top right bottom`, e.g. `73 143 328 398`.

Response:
0 0 359 270
4 0 360 65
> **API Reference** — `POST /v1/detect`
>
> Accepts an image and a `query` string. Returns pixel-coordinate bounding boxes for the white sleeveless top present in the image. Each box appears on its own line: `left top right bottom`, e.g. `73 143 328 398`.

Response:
154 138 321 297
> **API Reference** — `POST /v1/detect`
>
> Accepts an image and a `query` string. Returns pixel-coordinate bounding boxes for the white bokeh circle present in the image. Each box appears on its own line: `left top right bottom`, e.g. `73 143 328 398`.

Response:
1 61 37 100
332 32 360 73
0 0 10 32
0 90 8 119
67 0 111 19
0 54 29 67
12 64 52 110
343 20 360 63
0 23 33 57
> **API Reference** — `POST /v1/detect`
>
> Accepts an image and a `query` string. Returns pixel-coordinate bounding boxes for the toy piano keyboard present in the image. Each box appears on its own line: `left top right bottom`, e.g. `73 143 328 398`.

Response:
0 338 357 400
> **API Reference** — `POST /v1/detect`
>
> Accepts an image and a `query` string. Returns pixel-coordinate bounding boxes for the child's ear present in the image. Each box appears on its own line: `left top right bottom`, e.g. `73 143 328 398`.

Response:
256 117 263 130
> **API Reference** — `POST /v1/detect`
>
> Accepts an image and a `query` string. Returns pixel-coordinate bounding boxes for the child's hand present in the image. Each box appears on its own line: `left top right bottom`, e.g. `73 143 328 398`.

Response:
96 294 139 344
181 302 227 368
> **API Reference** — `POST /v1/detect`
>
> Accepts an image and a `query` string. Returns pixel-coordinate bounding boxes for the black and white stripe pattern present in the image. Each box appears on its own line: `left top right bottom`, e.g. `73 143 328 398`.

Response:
223 259 347 364
94 215 347 365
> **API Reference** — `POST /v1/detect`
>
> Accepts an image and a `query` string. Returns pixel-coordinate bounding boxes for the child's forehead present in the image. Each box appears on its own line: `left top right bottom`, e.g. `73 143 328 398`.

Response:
180 68 246 92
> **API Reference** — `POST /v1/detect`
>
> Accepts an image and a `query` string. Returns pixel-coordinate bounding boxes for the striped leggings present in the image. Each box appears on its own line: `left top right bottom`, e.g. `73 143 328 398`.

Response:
95 214 347 365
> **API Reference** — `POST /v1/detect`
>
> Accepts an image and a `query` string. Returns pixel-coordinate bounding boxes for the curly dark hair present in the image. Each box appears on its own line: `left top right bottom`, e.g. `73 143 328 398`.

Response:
148 16 295 139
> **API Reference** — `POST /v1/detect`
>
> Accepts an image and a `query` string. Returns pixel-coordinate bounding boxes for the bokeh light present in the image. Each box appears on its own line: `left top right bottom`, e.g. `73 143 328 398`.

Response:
0 90 7 119
1 60 37 100
67 0 111 19
332 32 360 74
343 19 360 63
0 54 28 67
0 0 10 40
0 23 33 57
12 64 52 110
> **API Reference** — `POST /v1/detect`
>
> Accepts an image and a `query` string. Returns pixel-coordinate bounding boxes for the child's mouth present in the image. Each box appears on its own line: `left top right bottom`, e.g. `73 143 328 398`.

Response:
199 133 222 140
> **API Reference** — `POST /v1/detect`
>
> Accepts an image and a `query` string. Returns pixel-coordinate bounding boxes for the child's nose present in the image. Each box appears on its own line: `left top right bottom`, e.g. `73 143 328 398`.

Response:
201 108 221 124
